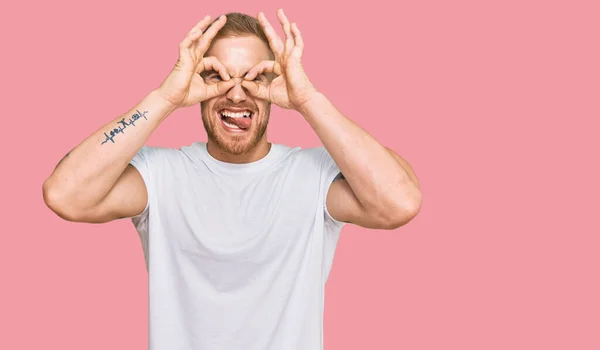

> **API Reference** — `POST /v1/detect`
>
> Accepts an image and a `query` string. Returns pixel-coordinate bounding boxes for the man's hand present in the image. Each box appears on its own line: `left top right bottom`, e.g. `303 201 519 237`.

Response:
242 9 318 111
157 15 235 109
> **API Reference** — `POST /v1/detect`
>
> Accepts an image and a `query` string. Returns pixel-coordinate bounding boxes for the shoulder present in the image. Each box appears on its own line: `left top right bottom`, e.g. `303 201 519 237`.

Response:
133 144 178 160
133 142 201 164
129 143 202 183
287 145 331 165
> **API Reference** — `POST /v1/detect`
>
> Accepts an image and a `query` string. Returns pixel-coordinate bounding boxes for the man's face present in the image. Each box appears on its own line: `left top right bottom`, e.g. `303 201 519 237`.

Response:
200 35 273 156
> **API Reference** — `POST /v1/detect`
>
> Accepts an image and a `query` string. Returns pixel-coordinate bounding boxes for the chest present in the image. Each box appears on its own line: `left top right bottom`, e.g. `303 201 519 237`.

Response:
154 163 323 259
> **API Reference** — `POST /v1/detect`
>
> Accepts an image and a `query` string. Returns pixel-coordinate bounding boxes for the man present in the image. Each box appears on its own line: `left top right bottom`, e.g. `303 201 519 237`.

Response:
43 10 422 350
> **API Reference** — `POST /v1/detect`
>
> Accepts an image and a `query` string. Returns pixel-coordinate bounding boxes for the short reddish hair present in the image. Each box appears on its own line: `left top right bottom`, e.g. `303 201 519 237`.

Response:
208 12 271 51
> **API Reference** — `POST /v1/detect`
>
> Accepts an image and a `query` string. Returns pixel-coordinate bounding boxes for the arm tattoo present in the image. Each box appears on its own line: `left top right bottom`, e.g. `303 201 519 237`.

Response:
101 109 149 145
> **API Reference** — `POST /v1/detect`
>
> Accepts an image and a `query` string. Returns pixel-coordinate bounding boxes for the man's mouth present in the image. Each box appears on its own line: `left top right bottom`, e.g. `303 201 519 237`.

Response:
218 108 254 132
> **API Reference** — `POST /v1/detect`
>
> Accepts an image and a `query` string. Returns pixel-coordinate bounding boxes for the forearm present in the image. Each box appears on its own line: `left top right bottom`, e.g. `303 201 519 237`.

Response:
298 92 421 215
43 89 176 210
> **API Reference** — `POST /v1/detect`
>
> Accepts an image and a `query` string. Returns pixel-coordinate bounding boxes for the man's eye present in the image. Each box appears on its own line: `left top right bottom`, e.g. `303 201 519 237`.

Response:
204 74 222 81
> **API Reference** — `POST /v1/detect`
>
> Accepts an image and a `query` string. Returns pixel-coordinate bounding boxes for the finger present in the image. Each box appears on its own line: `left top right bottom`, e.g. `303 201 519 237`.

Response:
205 79 236 100
290 22 304 57
244 60 282 80
277 9 294 56
258 12 284 58
241 80 269 100
180 16 212 52
195 15 227 56
199 56 231 80
189 15 212 36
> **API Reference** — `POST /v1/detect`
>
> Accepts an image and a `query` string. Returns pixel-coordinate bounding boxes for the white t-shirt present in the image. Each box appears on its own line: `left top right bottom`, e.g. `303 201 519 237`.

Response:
130 141 346 350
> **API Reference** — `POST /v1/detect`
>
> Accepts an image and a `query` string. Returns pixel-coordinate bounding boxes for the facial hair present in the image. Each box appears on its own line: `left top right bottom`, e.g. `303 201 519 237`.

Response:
200 101 270 156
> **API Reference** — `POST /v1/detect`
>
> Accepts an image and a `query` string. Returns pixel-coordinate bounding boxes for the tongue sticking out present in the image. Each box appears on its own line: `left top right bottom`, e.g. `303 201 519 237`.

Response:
223 116 252 129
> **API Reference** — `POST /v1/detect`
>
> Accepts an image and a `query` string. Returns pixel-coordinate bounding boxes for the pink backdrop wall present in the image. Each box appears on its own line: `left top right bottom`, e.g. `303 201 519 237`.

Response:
1 0 598 349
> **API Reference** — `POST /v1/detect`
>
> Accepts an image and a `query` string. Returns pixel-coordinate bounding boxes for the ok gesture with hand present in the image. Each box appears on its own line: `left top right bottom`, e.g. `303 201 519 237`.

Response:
242 9 318 111
157 15 235 109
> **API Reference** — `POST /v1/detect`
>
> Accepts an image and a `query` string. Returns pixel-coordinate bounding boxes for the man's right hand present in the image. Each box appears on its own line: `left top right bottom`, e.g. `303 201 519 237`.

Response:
157 15 235 109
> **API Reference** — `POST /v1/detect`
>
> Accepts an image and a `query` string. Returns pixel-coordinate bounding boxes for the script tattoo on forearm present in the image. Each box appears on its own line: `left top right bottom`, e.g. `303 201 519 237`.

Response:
101 110 149 145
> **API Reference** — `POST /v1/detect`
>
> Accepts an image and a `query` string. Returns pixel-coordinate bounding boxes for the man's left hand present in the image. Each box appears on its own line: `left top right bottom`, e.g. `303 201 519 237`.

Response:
242 9 318 111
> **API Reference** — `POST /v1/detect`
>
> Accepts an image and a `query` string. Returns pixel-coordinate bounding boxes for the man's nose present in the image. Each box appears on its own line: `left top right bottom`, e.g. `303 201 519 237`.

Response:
226 77 247 103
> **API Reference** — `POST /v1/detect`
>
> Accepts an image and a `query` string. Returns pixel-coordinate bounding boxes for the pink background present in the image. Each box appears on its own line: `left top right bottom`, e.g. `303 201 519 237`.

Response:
1 0 598 349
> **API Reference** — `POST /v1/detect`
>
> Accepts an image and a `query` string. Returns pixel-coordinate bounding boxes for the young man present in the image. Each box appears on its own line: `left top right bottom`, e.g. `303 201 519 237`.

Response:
43 10 422 350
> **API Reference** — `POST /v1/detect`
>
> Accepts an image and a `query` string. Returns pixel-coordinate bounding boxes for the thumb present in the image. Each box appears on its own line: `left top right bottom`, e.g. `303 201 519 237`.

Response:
205 79 236 100
242 80 269 101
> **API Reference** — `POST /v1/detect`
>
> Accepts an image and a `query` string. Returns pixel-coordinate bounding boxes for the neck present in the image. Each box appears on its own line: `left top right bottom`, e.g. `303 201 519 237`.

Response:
206 138 271 164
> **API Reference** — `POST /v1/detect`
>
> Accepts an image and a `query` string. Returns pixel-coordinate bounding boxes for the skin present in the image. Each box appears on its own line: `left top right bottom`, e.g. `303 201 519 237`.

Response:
43 9 422 230
199 36 274 162
237 10 422 229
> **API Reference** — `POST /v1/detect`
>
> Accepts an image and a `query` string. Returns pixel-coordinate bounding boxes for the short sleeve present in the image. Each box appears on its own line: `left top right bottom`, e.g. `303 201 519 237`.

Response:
129 146 169 270
318 147 347 228
129 146 156 219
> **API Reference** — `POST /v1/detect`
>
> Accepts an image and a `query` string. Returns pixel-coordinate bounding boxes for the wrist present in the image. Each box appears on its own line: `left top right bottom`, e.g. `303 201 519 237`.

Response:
296 90 324 116
150 89 179 116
